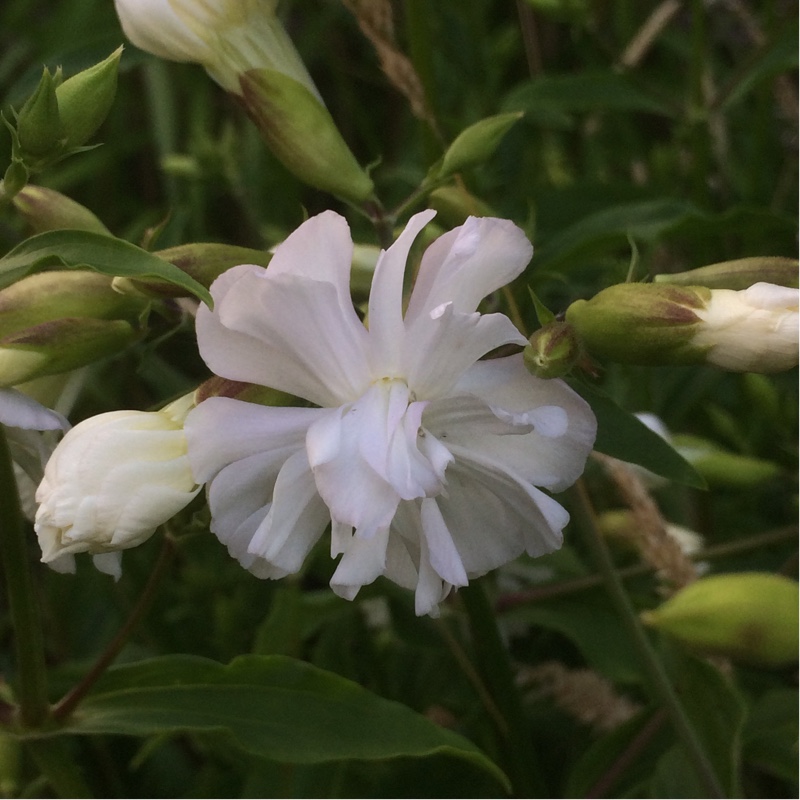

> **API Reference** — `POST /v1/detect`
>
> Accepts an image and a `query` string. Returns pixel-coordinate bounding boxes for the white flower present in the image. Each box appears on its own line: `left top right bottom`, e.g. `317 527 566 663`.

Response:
186 211 596 616
34 394 200 579
693 282 798 373
114 0 320 98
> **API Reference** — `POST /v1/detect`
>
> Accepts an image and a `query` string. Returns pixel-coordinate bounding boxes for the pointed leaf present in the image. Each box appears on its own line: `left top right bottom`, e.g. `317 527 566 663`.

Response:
54 654 509 790
0 229 212 305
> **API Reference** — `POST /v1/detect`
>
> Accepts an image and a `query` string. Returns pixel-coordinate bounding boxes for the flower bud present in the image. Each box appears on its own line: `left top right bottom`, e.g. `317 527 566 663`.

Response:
114 0 317 98
34 393 201 579
428 185 494 227
0 270 147 386
435 112 523 180
12 185 111 235
654 256 798 291
240 69 374 202
641 572 799 667
672 433 782 487
523 321 582 379
14 68 64 159
566 282 799 373
113 242 272 297
54 47 122 149
692 282 798 373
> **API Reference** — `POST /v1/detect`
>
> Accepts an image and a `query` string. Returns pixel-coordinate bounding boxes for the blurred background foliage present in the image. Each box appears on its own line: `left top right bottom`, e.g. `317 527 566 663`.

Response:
0 0 797 797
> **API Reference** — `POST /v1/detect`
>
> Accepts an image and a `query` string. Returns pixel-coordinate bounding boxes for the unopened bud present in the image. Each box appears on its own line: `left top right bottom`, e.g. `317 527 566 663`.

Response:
567 282 799 373
654 257 798 290
436 112 522 180
524 321 582 378
54 48 122 149
672 434 782 487
0 318 138 386
428 185 494 227
240 69 374 203
566 283 707 365
194 375 296 407
0 270 146 385
113 242 272 297
15 68 64 159
642 572 799 667
13 185 111 234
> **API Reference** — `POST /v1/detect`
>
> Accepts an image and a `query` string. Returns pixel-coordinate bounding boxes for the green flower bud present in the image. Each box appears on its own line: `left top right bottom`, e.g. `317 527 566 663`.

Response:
654 257 799 290
13 184 111 234
1 161 30 200
567 281 799 373
523 320 582 378
641 572 799 667
566 283 708 365
435 112 523 180
672 433 782 487
15 68 64 159
113 242 272 297
54 47 122 149
428 185 494 227
0 318 137 386
0 271 144 339
0 270 147 386
240 69 374 203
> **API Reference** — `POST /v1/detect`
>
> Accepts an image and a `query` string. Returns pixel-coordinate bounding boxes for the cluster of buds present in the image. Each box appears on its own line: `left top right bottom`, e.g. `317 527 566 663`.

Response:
0 270 148 388
113 0 373 204
2 49 121 199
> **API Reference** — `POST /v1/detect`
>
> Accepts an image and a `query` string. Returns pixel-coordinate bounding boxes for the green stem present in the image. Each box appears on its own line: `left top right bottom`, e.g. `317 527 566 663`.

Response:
26 738 93 798
51 536 175 722
571 480 726 798
0 426 49 728
460 581 548 798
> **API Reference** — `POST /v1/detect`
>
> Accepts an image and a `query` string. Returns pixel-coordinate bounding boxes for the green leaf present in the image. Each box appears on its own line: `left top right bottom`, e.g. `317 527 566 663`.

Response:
54 654 509 790
532 198 700 272
0 230 212 305
567 379 705 488
742 689 799 784
653 649 747 798
503 71 672 122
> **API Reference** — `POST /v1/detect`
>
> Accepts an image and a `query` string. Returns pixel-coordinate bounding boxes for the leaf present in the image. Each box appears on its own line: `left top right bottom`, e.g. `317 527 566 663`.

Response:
0 230 212 305
54 654 509 790
503 71 672 123
742 689 799 784
532 198 700 272
654 648 747 798
567 379 705 488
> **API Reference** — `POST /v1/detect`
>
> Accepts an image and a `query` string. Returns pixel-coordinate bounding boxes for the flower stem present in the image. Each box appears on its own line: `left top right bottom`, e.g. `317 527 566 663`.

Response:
51 535 175 722
0 426 49 728
459 580 548 798
570 479 726 798
26 738 93 798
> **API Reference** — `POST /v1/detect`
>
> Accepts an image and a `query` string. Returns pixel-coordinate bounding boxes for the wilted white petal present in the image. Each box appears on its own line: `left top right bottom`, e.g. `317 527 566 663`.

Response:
0 388 68 431
330 526 391 600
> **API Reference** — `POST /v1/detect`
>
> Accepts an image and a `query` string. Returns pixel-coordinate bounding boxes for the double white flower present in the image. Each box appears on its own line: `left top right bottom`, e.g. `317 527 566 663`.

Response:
186 211 596 615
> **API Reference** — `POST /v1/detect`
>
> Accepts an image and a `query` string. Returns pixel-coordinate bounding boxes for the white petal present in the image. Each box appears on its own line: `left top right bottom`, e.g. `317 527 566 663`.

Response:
0 388 68 431
247 449 329 573
450 355 596 491
185 397 320 483
420 498 468 586
306 405 400 537
367 210 436 374
405 216 533 323
330 526 391 600
92 552 122 580
197 264 370 407
405 305 526 398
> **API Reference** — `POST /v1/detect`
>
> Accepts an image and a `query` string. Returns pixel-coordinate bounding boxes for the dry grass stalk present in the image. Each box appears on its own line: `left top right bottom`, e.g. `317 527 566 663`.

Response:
520 661 642 733
340 0 437 129
593 453 698 592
